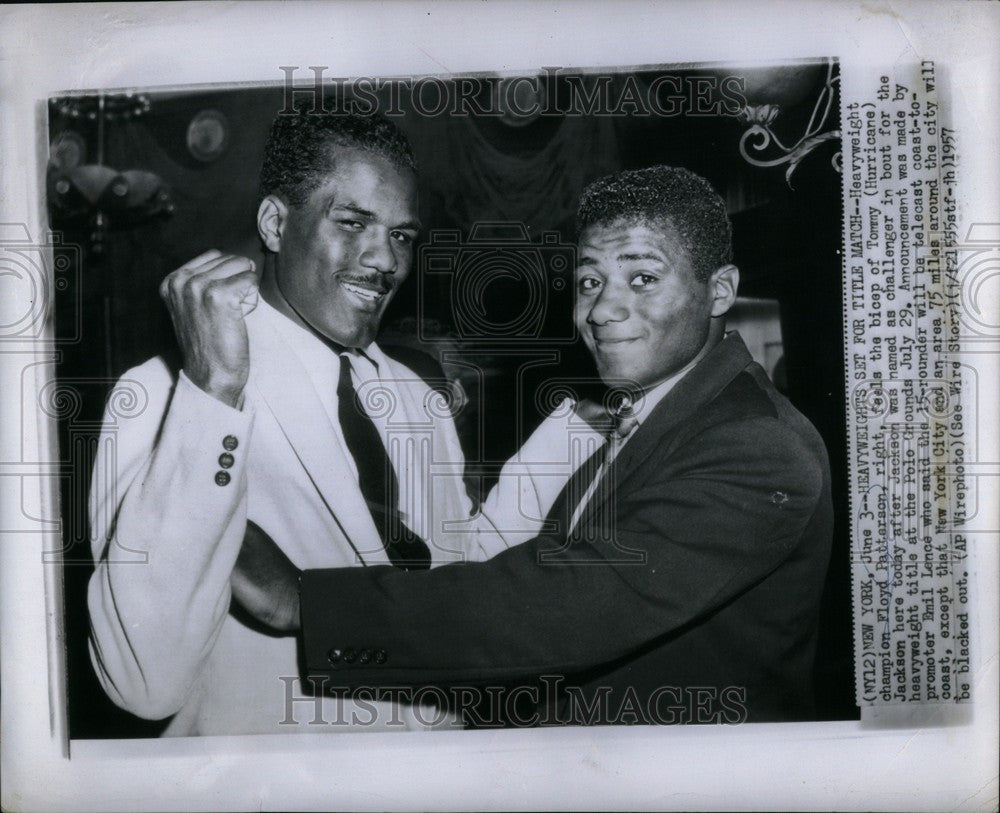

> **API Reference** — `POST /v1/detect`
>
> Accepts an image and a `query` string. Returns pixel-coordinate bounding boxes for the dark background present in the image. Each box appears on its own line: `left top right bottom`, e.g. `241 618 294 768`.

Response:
49 62 855 737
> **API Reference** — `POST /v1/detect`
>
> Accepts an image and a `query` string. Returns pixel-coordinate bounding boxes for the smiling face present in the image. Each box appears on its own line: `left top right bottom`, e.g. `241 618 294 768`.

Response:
574 219 737 389
259 146 420 348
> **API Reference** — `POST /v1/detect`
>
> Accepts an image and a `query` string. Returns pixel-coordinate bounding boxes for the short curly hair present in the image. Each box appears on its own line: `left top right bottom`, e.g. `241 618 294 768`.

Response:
259 101 417 206
576 165 732 282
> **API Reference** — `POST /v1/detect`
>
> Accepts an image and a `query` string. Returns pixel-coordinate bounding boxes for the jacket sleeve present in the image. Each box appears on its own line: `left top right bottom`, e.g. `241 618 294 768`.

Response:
87 363 254 719
300 415 825 685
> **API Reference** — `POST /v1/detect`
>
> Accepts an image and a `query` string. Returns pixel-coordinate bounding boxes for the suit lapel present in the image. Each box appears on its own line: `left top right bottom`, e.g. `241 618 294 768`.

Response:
371 349 469 551
580 333 756 527
245 308 387 566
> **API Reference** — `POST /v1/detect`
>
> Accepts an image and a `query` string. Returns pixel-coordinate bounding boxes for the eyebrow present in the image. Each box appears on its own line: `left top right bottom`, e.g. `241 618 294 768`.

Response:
330 202 376 219
617 252 664 263
330 202 422 232
575 251 664 270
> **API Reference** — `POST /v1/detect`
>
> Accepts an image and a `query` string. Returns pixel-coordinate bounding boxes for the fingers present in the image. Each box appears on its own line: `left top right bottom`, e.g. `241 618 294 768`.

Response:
170 253 255 290
158 250 223 299
203 270 260 316
239 278 260 318
160 253 257 305
194 254 256 283
232 521 301 632
178 249 224 271
158 252 258 404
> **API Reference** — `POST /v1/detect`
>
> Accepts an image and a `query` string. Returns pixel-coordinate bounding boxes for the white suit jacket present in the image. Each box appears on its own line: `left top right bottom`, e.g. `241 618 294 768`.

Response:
87 301 590 736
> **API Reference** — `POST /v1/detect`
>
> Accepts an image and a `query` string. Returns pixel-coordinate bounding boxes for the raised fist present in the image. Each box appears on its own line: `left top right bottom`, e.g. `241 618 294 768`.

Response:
159 250 259 408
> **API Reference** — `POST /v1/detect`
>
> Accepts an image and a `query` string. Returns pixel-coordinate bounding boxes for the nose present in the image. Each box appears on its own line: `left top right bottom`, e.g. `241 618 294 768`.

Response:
586 282 629 326
358 229 397 274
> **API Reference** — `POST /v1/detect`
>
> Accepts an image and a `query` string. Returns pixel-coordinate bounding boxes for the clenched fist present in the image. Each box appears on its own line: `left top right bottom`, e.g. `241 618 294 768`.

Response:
159 251 260 408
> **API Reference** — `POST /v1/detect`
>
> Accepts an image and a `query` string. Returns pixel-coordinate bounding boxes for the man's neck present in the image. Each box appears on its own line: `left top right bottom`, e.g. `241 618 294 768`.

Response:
259 263 371 355
636 325 726 396
259 266 306 331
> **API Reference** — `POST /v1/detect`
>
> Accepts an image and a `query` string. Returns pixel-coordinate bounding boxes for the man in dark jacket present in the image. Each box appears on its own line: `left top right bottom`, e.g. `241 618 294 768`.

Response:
232 165 834 725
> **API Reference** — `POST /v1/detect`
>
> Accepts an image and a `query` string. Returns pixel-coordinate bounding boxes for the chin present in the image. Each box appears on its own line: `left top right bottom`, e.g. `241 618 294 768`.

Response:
596 362 633 386
323 312 381 348
344 330 378 349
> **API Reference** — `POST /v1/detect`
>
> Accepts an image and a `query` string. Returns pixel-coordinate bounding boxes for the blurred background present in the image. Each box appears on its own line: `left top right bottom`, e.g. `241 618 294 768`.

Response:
47 61 853 737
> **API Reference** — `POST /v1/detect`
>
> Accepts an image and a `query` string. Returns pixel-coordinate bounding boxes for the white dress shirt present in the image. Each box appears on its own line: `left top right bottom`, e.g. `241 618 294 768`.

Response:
266 298 589 560
266 300 427 541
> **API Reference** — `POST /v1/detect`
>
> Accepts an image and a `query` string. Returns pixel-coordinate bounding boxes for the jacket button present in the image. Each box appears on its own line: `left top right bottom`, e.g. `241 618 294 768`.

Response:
374 649 387 664
219 452 234 469
359 649 372 664
222 435 238 451
343 647 357 664
327 648 342 666
214 471 231 486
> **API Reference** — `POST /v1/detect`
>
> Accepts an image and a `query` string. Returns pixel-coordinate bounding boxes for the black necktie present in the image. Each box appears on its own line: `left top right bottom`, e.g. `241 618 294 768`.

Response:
336 354 431 570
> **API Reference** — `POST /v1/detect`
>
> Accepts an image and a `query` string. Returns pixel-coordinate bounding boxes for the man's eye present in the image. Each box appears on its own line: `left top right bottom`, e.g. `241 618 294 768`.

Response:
630 273 659 288
577 276 603 293
337 219 364 231
391 230 415 245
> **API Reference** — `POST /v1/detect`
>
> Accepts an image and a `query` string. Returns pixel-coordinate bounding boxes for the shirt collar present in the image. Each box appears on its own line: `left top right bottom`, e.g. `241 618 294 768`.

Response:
627 370 681 428
628 334 731 426
256 297 382 370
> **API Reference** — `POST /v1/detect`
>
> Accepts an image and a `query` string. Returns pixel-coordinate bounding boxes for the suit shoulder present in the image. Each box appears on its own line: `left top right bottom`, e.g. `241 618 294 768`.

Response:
380 344 446 383
690 368 828 475
380 345 454 402
697 369 779 426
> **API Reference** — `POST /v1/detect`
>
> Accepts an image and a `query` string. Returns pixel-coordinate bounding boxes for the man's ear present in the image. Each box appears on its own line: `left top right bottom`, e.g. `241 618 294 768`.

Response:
257 195 288 253
708 264 739 318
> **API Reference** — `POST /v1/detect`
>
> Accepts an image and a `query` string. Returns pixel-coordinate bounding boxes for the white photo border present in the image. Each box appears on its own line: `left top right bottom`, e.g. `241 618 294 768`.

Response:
1 2 996 811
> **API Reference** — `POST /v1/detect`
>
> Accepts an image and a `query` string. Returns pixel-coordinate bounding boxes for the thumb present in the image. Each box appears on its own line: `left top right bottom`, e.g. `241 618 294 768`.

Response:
232 263 259 318
239 282 260 318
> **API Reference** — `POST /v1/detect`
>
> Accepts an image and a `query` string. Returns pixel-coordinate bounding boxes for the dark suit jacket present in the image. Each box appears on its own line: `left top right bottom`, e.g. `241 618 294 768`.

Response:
300 333 833 723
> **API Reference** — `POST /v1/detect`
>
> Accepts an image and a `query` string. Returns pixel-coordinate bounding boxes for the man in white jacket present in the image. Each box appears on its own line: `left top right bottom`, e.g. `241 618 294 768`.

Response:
87 104 591 736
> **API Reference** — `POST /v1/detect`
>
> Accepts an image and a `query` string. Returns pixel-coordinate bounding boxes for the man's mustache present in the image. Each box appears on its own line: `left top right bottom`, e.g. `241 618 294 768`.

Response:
339 274 393 294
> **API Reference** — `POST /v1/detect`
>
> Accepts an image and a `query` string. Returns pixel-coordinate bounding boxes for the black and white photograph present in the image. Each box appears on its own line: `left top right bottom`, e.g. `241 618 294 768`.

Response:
51 59 851 739
0 2 996 811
